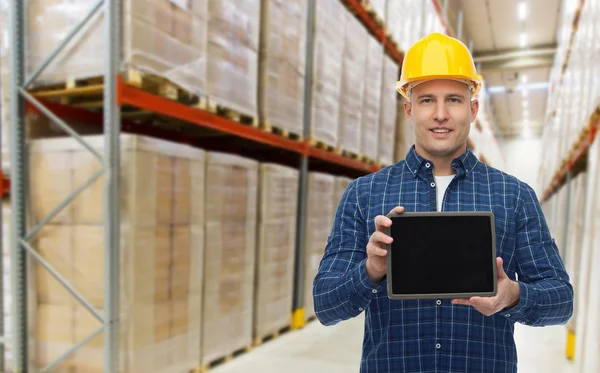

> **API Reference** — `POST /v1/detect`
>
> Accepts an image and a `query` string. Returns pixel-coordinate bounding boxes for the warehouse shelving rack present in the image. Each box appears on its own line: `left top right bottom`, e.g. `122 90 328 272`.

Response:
2 0 459 371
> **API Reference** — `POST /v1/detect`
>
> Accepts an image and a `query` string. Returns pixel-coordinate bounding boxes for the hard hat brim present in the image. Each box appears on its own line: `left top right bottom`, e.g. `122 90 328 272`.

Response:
396 75 483 100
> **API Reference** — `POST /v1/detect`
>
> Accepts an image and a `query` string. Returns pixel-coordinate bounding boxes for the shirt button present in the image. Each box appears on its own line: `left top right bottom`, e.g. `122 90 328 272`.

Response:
436 300 442 306
430 182 436 188
372 289 377 293
425 163 431 168
436 343 441 349
359 308 363 311
505 314 511 318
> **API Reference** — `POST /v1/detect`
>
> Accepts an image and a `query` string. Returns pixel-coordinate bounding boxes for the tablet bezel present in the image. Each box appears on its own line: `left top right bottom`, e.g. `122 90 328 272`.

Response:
385 211 498 300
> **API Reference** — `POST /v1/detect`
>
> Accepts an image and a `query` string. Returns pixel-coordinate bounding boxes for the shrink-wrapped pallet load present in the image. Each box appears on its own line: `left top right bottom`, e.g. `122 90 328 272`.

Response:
304 172 335 320
19 0 208 95
333 176 353 212
360 37 384 162
28 134 205 373
206 0 261 119
203 152 258 364
379 55 399 166
310 0 346 148
258 0 307 136
338 13 369 155
394 100 414 162
254 163 299 340
575 140 600 373
564 173 587 335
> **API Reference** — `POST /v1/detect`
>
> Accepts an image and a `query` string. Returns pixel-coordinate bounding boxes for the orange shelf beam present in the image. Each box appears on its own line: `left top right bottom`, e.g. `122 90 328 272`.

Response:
120 77 306 155
541 106 600 203
340 0 404 67
431 0 454 37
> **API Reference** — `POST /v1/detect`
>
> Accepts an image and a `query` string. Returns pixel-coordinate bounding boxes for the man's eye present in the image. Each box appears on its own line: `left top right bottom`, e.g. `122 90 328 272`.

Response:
449 98 462 103
421 99 433 104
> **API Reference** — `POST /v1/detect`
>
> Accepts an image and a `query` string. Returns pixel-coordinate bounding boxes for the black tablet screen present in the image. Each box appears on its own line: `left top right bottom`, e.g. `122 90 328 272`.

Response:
389 214 495 296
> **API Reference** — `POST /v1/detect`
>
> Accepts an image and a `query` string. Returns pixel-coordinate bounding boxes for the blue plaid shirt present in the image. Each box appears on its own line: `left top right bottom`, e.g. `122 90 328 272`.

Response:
313 146 573 373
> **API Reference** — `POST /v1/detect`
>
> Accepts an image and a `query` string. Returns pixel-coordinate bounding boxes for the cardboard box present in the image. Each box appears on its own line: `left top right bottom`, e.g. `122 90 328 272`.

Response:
254 164 299 338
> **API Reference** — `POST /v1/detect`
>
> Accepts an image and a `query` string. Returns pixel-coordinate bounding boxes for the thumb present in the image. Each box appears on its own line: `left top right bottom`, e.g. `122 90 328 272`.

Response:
496 257 507 279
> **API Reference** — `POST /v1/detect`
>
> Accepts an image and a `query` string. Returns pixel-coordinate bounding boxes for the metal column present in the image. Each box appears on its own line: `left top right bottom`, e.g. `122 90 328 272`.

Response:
292 0 316 330
8 1 27 371
104 0 122 371
561 170 573 264
8 0 122 371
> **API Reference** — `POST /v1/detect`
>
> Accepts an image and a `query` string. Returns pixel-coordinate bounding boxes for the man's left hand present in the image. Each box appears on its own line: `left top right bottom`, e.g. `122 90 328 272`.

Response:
451 257 520 316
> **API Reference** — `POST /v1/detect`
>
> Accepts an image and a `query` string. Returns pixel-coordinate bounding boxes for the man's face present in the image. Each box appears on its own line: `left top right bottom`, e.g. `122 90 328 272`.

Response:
404 79 479 162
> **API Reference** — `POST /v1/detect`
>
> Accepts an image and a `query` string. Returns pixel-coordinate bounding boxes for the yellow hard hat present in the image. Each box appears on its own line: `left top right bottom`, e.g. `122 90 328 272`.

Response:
396 32 483 100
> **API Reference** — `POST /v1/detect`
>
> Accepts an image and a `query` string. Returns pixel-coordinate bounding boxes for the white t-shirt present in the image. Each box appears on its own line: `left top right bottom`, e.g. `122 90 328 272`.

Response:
434 175 455 211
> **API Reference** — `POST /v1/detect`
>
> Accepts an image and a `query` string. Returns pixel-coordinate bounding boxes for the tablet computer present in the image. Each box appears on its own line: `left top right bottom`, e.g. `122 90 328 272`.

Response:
385 211 497 300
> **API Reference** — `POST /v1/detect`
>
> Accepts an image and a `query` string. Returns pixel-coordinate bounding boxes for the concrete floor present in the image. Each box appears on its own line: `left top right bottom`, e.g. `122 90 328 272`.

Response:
212 313 575 373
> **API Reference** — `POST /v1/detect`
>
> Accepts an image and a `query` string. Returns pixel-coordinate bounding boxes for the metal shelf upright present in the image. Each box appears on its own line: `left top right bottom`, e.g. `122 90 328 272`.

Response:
8 0 122 371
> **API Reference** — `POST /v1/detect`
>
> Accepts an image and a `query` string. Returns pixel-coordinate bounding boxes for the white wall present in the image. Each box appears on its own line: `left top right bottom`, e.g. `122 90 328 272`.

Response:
499 137 544 198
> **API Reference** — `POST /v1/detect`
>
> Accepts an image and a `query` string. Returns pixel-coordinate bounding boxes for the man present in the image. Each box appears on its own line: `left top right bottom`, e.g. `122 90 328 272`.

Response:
312 33 573 373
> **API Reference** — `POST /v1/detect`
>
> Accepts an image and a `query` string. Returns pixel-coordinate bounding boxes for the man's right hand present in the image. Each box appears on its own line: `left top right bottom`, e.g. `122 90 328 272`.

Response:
366 206 404 283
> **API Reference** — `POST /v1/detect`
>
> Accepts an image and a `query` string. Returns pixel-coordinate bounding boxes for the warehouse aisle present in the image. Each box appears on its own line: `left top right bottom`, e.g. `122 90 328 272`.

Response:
211 314 575 373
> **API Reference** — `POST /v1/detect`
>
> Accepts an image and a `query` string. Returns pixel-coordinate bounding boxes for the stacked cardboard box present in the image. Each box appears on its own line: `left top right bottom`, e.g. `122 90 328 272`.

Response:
303 172 335 320
394 100 414 162
378 55 399 166
202 152 258 364
333 177 353 211
255 164 299 339
338 13 369 155
258 0 307 136
206 0 260 118
575 140 600 373
310 0 346 147
29 134 204 373
360 37 384 162
19 0 208 95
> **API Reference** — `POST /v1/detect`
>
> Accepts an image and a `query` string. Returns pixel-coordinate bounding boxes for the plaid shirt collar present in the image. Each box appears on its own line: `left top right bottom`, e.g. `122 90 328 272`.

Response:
403 145 479 179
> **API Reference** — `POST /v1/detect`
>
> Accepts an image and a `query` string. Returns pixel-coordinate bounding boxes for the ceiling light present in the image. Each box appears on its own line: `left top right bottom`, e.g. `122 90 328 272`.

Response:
523 101 529 109
522 89 528 97
520 74 528 83
518 1 527 20
520 33 528 48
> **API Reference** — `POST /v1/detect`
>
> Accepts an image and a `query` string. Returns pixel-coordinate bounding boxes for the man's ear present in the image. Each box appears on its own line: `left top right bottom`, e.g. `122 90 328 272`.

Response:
470 99 480 122
404 99 412 121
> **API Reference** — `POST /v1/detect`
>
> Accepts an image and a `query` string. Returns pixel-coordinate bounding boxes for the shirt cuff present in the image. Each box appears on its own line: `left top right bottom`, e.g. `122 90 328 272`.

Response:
497 281 537 323
345 258 386 311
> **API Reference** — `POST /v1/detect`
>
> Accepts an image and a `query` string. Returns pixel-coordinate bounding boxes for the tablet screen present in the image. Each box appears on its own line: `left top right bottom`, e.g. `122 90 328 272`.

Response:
389 213 495 297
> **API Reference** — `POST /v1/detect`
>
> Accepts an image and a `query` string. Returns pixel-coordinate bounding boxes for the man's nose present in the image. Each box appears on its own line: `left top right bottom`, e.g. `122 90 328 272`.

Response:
433 102 449 122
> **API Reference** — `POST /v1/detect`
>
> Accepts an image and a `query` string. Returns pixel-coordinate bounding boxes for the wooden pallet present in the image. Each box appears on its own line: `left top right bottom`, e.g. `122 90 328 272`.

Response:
307 315 317 323
206 98 259 127
195 346 253 373
309 138 339 153
360 155 377 165
262 121 302 141
253 325 292 347
342 150 360 160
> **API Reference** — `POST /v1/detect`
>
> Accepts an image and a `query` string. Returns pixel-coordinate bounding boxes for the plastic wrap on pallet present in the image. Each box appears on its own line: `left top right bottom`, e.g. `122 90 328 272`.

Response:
385 0 407 53
333 176 353 211
565 173 587 333
29 134 204 373
304 172 335 320
394 99 414 162
360 36 384 162
206 0 260 118
203 151 258 365
258 0 307 135
255 163 298 340
338 13 369 155
575 139 600 373
310 0 346 147
378 55 398 166
7 0 207 95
